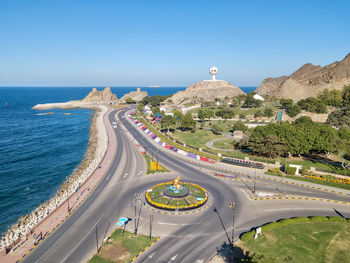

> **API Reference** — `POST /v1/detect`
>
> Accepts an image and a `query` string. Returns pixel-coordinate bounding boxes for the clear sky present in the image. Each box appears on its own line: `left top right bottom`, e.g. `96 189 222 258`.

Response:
0 0 349 87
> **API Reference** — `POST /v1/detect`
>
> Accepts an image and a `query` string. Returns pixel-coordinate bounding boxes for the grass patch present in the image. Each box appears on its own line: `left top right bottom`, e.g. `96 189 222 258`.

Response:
137 116 221 161
241 221 350 263
172 128 224 149
89 229 157 263
212 139 236 150
143 154 169 174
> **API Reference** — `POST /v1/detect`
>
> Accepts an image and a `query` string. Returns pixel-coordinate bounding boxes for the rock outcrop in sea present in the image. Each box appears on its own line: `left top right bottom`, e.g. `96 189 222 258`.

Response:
118 88 148 103
82 86 117 102
256 53 350 101
166 80 245 105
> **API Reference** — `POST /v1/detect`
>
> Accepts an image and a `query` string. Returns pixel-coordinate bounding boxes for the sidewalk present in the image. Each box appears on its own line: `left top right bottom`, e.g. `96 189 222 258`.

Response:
0 108 117 263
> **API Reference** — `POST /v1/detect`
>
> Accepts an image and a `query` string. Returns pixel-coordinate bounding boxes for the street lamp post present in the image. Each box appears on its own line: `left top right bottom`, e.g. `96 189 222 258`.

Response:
134 193 137 236
228 202 236 261
284 155 287 195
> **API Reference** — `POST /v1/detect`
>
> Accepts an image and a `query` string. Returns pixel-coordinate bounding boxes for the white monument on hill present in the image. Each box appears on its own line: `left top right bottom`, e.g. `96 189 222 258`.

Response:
209 66 219 81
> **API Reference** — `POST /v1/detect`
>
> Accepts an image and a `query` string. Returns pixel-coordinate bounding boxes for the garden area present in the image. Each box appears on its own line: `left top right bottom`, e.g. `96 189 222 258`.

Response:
145 181 207 210
89 229 157 263
240 216 350 263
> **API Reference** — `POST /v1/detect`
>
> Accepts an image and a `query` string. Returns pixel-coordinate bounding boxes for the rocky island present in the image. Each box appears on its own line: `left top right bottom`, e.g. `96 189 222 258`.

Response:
257 53 350 101
118 87 148 103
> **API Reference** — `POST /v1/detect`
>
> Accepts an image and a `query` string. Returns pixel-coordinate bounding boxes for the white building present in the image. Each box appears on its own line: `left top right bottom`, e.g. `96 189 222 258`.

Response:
253 94 265 101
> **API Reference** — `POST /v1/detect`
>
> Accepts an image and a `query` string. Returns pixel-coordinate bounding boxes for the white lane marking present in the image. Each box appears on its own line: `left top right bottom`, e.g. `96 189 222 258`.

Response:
265 208 333 212
157 222 178 226
196 260 204 263
61 215 104 263
168 254 178 262
144 252 155 262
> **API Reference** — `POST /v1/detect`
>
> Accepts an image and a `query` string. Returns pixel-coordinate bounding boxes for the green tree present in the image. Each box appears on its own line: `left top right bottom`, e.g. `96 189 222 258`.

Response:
243 94 262 108
317 89 343 107
232 120 248 132
247 134 288 158
263 107 274 117
342 84 350 107
198 109 214 121
161 115 176 132
254 110 263 118
126 97 136 104
137 103 144 114
285 104 301 117
151 106 161 116
326 108 350 128
142 95 171 107
180 112 196 131
212 124 223 134
280 98 293 108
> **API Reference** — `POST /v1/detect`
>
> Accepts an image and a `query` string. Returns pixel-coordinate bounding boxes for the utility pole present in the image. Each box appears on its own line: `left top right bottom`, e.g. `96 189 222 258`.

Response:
149 212 153 242
134 193 137 236
228 201 235 262
253 163 256 194
284 155 287 195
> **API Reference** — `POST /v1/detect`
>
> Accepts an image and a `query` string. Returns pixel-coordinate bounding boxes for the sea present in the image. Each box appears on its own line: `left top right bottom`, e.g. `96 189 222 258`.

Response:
0 86 256 236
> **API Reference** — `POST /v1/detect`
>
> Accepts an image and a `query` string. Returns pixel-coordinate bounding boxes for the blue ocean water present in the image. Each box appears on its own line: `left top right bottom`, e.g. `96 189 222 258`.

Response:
0 86 255 236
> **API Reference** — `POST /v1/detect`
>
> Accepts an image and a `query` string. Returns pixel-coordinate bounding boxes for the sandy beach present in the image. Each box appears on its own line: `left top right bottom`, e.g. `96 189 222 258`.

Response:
0 101 109 254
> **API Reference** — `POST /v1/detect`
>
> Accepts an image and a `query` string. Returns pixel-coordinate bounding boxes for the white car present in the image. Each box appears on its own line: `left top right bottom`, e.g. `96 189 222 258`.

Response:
112 122 117 125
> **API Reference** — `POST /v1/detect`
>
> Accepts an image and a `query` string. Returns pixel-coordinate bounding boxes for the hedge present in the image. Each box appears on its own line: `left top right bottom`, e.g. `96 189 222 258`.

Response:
278 217 311 226
327 216 347 222
286 166 297 175
309 216 329 222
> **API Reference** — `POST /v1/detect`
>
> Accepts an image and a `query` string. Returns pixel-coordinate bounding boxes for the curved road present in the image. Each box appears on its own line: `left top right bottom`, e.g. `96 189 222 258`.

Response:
22 107 350 263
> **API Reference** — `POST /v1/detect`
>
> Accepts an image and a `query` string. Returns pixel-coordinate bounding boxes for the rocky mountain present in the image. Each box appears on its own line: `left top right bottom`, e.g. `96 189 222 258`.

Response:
256 53 350 101
166 80 245 105
118 88 148 103
82 87 117 102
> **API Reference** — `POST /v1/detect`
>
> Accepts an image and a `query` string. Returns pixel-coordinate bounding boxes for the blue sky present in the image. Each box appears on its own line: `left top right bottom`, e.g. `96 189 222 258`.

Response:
0 0 349 87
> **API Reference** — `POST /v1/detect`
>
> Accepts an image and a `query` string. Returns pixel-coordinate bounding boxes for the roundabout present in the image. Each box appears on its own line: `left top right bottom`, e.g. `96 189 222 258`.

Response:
145 177 208 211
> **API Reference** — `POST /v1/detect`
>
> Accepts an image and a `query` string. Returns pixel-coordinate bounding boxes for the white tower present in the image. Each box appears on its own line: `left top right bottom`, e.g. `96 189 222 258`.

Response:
209 66 219 81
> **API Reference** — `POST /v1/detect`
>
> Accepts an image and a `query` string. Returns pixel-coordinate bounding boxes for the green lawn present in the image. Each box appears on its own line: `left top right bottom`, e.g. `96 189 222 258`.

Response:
89 229 157 263
212 139 236 150
172 128 224 148
242 221 350 263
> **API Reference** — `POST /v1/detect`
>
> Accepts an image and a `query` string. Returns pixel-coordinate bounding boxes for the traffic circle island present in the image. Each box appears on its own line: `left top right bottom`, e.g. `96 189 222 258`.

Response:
145 177 208 211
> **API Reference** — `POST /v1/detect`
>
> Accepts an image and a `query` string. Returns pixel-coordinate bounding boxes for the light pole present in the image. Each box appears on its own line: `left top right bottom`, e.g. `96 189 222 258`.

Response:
284 155 287 195
228 201 236 262
149 212 153 242
134 193 137 236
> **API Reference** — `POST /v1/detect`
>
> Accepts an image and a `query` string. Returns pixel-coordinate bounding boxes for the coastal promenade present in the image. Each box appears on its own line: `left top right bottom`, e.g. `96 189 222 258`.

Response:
0 108 117 263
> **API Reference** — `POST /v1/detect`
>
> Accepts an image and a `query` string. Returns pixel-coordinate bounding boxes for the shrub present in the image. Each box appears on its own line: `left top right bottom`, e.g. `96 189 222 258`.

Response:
309 216 329 222
261 222 281 232
240 230 255 242
286 166 297 175
328 216 347 222
268 167 283 175
278 217 310 226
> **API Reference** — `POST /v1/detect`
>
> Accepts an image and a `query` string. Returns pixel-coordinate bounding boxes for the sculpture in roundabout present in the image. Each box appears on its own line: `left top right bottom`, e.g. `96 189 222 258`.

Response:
145 176 208 211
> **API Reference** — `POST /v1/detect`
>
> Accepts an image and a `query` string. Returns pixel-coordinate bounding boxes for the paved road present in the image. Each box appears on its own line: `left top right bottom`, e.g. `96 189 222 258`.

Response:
22 107 350 263
119 109 350 262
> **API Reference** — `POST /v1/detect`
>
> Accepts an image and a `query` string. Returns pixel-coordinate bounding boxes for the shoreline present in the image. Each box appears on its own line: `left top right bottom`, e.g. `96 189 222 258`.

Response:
0 101 109 253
